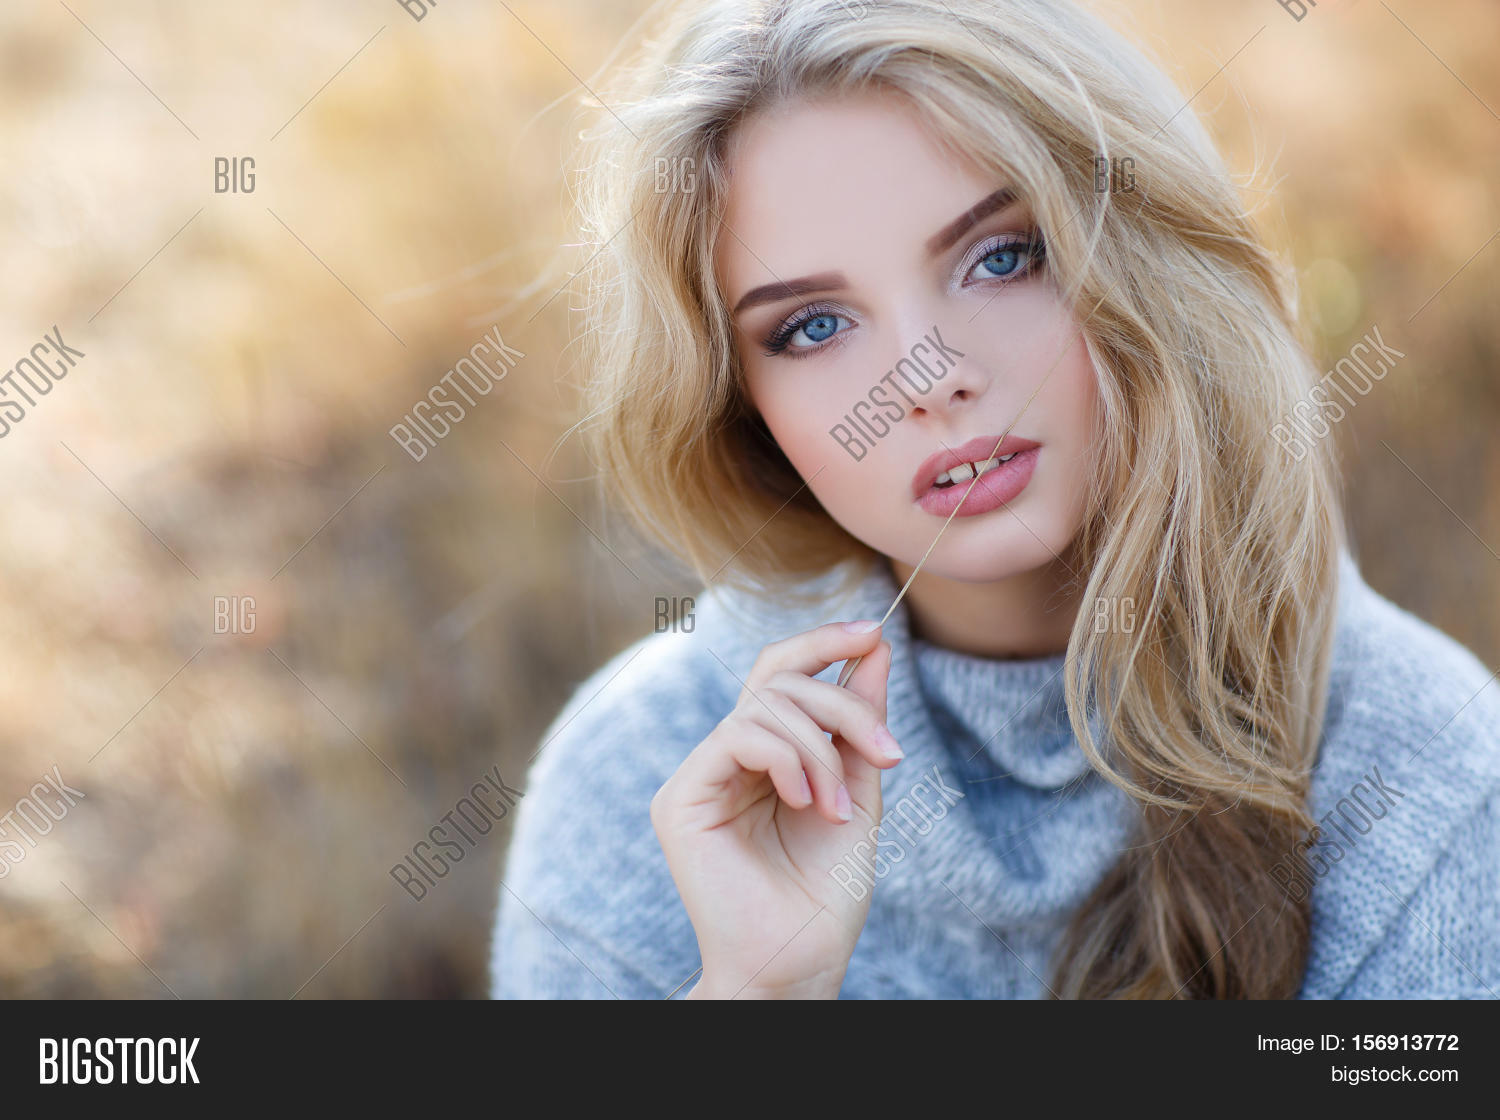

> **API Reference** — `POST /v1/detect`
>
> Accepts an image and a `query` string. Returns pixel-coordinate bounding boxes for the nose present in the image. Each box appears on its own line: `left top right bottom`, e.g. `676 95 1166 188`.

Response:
897 325 984 419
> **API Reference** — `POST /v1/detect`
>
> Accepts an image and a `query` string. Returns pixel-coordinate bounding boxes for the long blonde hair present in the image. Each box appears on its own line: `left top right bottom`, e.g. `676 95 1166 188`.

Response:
570 0 1345 998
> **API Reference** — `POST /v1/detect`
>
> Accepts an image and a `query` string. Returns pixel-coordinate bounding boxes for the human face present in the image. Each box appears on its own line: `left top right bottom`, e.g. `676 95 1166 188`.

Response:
715 92 1101 584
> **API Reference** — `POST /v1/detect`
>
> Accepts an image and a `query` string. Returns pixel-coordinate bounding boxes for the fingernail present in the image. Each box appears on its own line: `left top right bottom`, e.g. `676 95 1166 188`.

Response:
844 619 880 633
875 723 903 760
835 785 852 821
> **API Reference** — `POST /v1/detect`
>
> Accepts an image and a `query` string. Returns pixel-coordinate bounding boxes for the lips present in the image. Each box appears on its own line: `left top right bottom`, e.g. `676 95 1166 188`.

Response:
909 434 1042 501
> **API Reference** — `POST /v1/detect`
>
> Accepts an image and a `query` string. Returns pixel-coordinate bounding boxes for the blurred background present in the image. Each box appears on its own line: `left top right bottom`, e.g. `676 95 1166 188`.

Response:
0 0 1494 997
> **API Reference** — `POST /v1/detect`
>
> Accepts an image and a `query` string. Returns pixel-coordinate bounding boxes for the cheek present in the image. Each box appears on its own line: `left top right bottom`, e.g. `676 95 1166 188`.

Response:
1061 340 1102 440
746 366 885 538
1043 339 1104 514
745 369 845 477
1028 324 1100 443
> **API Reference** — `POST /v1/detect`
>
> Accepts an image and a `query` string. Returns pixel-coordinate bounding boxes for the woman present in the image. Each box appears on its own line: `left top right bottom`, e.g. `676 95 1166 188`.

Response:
490 0 1499 998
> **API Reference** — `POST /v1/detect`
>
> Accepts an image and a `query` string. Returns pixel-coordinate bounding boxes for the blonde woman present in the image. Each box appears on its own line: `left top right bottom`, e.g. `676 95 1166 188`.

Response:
490 0 1499 998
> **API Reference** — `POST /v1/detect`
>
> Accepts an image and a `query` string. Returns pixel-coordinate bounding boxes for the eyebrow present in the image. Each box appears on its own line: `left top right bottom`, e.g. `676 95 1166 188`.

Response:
730 272 847 317
926 186 1018 257
729 186 1020 316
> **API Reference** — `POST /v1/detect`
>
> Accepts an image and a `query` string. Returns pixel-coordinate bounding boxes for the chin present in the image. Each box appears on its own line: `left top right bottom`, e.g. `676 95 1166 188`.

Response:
859 509 1076 585
920 532 1070 584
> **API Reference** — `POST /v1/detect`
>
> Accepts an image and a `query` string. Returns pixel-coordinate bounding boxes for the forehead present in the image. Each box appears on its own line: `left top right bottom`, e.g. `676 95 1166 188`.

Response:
714 92 995 289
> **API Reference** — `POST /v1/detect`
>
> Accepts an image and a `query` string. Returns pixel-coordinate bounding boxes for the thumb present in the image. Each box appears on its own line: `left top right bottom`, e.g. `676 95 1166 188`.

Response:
837 640 892 809
844 639 890 725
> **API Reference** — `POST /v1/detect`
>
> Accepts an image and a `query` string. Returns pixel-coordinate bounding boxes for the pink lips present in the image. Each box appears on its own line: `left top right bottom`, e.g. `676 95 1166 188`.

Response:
910 434 1041 518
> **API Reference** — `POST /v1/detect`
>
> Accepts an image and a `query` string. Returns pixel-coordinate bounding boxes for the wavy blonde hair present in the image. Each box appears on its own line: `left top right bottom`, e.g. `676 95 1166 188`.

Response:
569 0 1345 998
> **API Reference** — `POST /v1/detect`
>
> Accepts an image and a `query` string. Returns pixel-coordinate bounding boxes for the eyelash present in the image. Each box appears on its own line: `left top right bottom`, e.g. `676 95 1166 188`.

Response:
761 302 850 358
759 232 1047 359
956 231 1047 289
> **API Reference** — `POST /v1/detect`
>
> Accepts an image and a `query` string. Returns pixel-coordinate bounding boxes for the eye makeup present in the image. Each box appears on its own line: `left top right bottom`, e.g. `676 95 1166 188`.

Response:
761 302 856 358
954 231 1046 287
756 228 1047 359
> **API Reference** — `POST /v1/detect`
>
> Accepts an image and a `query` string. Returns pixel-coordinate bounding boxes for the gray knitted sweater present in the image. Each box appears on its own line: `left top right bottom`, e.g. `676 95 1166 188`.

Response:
490 551 1499 998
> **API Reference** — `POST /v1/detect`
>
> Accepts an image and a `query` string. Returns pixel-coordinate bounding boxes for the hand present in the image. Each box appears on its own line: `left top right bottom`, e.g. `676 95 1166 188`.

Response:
650 620 902 999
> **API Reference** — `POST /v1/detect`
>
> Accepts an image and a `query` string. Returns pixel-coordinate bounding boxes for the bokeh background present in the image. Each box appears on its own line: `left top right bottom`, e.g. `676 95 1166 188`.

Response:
0 0 1494 997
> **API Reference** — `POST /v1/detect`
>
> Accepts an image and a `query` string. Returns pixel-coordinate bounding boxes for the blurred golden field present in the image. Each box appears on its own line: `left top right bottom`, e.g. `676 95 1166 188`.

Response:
0 0 1495 997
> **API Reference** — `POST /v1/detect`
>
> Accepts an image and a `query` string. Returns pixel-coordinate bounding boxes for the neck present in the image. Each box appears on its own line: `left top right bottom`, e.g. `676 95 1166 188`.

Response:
886 553 1083 660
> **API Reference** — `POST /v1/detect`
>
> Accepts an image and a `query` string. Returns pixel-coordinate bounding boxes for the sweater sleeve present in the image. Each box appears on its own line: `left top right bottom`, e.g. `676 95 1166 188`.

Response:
1337 789 1500 999
488 636 720 1000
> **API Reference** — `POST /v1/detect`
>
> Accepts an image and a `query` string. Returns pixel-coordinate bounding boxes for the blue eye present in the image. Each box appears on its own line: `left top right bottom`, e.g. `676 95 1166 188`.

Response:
762 304 853 357
964 236 1044 285
799 313 841 343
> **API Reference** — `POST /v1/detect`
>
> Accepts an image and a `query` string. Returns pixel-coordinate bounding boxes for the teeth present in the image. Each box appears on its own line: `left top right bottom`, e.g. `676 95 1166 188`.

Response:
933 451 1019 488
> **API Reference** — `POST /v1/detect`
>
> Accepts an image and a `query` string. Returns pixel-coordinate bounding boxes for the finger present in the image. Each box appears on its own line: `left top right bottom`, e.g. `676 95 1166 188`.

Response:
835 654 863 689
762 670 902 768
668 719 813 817
747 620 883 689
836 641 892 809
745 692 852 825
844 639 891 726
